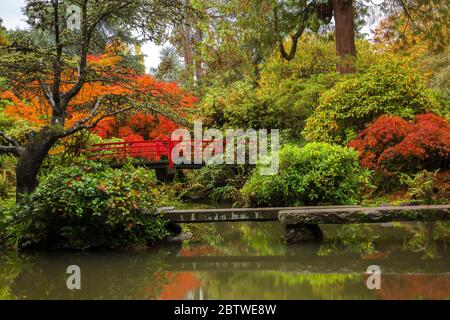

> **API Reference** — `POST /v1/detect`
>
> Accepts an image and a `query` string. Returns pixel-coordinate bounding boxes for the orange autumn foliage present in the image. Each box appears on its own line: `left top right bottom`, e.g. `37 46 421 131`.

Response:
2 89 88 129
1 50 197 139
374 9 449 53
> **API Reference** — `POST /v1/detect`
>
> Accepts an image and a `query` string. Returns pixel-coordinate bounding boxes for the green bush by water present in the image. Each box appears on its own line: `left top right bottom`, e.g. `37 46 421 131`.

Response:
242 143 371 206
9 162 168 250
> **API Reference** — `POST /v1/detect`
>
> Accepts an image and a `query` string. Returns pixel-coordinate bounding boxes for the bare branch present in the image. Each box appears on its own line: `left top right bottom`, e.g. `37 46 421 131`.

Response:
0 130 21 148
61 1 131 107
397 0 414 22
273 3 315 61
0 146 21 156
39 79 56 110
65 96 104 129
61 95 134 137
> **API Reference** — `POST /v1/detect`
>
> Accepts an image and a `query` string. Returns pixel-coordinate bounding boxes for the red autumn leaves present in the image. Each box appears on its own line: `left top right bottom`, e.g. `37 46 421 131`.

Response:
94 112 182 141
348 113 450 172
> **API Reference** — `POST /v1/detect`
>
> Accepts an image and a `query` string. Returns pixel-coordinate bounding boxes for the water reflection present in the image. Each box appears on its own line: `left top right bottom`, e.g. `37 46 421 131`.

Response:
1 221 449 300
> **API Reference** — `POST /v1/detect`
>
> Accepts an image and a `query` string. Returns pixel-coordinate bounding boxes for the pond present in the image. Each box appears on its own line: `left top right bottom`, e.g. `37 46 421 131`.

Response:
1 221 449 300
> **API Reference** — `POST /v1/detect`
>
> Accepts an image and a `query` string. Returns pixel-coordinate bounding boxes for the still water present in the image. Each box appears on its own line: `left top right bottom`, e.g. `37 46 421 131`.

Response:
1 221 450 299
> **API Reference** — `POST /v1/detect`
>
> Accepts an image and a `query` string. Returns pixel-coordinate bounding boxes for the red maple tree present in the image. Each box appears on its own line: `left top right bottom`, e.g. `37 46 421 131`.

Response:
348 114 450 172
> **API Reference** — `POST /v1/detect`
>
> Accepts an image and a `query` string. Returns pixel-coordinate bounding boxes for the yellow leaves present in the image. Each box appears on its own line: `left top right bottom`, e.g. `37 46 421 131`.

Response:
48 145 65 155
88 54 122 68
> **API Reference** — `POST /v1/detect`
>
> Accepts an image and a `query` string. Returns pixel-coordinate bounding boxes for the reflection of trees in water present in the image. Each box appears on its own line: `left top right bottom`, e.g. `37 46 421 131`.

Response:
318 222 450 258
157 272 201 300
0 253 22 299
172 221 450 299
187 222 450 259
1 221 450 300
376 275 450 300
193 271 374 300
184 222 285 256
1 250 171 300
401 222 450 259
179 246 223 257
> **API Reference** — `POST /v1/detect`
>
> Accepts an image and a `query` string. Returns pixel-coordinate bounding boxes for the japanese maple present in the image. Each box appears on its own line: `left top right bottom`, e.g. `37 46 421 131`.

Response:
348 114 450 173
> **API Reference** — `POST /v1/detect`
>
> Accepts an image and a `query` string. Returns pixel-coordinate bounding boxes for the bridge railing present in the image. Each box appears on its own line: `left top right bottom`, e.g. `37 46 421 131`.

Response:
82 139 223 167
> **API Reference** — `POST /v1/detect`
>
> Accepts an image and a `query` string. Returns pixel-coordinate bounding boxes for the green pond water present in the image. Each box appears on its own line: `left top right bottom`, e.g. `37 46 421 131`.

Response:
1 221 450 300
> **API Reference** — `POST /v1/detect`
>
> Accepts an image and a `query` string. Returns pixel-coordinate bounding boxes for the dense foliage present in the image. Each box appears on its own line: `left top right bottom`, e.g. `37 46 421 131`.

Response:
399 170 449 205
242 143 371 207
348 114 450 173
184 162 253 204
9 162 168 249
303 60 443 144
201 36 342 142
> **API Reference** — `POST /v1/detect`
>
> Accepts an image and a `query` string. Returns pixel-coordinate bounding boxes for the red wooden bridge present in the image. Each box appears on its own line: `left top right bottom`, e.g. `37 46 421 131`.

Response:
82 139 222 181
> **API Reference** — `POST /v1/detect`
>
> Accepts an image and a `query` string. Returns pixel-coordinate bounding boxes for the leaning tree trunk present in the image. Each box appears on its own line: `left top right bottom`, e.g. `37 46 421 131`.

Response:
332 0 356 74
16 130 58 197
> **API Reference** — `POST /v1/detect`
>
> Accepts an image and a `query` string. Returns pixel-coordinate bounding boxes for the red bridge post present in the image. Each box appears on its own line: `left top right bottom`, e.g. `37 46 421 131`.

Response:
168 139 174 168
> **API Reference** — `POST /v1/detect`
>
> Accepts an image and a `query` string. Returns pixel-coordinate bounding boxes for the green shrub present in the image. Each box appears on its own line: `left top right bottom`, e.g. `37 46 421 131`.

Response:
202 38 426 143
202 74 341 143
0 175 9 199
0 197 14 248
10 162 168 249
241 143 371 206
304 60 444 144
257 73 341 140
399 170 447 205
201 35 343 142
0 111 37 145
184 162 253 204
415 48 450 112
202 80 266 129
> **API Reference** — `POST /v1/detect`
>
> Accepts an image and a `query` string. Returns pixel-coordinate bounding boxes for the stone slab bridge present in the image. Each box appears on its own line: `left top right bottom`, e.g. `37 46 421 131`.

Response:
160 205 450 243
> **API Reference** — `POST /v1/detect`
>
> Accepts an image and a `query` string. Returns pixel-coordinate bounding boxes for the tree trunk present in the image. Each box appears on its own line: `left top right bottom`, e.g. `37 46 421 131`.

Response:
332 0 356 73
182 0 194 82
16 130 58 198
182 27 193 69
194 27 205 81
251 41 262 87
